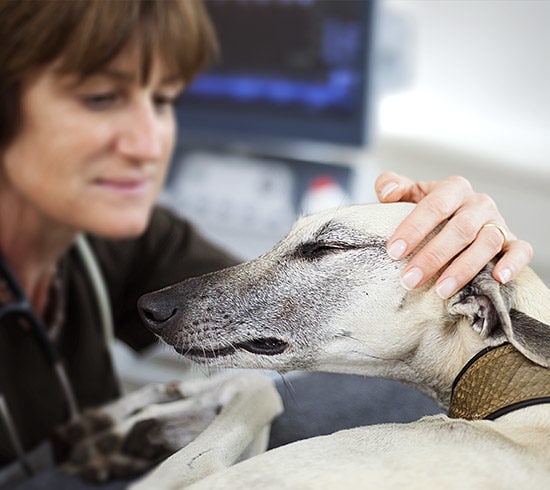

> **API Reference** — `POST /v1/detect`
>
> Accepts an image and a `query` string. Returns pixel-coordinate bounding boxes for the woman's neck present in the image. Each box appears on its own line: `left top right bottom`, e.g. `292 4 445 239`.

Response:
0 189 77 313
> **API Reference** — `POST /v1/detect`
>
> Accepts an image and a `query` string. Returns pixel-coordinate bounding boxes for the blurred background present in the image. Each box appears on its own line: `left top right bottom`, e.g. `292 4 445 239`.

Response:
118 0 550 436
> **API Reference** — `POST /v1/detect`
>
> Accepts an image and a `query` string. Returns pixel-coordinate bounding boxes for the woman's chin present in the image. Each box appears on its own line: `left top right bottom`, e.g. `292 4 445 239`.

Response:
85 211 152 239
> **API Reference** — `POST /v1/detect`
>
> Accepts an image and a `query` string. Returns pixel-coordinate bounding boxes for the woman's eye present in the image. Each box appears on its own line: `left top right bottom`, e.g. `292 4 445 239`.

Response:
153 93 181 112
81 92 120 110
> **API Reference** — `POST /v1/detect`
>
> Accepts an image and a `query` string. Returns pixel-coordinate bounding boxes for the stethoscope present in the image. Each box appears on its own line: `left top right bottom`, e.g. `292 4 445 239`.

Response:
0 255 80 476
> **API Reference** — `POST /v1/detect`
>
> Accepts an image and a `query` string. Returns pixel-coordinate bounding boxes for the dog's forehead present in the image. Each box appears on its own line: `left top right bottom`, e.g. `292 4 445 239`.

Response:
289 202 415 242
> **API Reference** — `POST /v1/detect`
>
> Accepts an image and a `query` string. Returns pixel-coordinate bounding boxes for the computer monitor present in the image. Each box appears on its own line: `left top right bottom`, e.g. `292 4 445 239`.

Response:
176 0 376 150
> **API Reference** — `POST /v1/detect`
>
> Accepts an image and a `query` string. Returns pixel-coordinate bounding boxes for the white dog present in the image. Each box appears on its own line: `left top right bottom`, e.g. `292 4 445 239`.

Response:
136 202 550 489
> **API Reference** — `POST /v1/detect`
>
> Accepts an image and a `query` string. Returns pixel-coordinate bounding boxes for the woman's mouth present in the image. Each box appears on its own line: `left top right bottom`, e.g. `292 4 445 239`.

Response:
94 178 151 196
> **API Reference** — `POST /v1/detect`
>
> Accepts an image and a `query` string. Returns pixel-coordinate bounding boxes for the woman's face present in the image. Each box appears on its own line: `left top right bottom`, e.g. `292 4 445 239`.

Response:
1 47 184 238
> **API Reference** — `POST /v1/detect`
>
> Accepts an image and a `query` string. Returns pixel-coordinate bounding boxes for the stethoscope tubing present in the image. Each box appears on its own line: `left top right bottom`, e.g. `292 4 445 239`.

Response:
0 255 80 475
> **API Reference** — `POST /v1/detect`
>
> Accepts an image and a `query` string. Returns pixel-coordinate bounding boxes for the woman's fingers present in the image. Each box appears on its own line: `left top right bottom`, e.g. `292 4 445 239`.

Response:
430 219 512 298
433 238 533 298
385 176 476 261
375 172 532 296
493 239 534 284
375 171 431 203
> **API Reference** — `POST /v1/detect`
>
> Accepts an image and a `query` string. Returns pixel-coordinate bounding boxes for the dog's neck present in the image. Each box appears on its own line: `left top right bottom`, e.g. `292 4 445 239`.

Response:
448 343 550 420
397 267 550 410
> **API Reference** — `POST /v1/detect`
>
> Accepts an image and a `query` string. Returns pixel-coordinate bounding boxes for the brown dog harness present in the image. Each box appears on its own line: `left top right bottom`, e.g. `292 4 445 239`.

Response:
448 343 550 420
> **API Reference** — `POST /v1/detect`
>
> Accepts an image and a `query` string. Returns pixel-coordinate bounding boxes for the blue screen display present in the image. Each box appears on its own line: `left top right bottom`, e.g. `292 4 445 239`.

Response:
177 0 375 148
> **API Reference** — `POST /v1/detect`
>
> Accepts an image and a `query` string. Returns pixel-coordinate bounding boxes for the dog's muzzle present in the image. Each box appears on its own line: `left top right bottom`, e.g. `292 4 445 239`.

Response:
137 291 290 358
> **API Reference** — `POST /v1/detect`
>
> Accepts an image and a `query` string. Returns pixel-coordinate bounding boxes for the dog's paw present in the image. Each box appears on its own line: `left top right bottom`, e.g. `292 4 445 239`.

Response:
61 417 176 483
56 410 114 444
56 383 223 483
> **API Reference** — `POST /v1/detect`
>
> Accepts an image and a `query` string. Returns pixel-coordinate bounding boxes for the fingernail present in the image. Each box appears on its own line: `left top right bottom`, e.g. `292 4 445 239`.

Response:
381 182 399 200
497 268 512 284
436 277 458 299
401 267 423 290
388 239 407 260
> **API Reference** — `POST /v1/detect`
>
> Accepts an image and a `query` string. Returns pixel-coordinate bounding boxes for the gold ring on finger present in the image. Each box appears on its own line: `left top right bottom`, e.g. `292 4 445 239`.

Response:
481 222 509 246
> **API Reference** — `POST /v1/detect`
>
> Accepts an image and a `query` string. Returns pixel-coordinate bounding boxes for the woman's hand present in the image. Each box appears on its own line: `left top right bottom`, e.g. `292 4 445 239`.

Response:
375 172 533 298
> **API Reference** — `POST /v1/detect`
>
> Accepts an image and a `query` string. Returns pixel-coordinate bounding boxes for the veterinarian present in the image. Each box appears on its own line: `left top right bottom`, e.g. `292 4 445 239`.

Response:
0 0 533 484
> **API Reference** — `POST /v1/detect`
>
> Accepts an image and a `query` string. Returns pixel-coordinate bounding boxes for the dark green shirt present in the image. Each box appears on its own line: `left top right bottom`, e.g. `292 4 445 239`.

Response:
0 207 237 467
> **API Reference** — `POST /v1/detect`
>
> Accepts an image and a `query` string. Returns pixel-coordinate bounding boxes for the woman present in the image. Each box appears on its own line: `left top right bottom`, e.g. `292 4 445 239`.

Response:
0 0 532 481
0 0 237 475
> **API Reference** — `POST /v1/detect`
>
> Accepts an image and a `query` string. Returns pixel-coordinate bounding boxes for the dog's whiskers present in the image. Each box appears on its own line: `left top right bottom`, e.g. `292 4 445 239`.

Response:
277 373 298 403
334 332 402 361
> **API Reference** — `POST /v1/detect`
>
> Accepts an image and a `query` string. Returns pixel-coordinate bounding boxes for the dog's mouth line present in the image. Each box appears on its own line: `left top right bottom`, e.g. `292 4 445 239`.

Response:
175 337 289 358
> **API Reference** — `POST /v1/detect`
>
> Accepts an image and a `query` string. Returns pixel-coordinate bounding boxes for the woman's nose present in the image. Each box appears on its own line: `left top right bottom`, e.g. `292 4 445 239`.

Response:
116 103 165 161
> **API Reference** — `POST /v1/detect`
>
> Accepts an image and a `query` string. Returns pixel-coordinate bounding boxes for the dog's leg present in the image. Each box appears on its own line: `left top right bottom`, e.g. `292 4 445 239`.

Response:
56 382 186 447
130 373 283 490
57 373 282 484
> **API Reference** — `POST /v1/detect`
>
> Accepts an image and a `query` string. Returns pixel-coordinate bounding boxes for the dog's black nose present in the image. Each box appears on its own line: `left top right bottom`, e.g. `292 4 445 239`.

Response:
137 294 179 334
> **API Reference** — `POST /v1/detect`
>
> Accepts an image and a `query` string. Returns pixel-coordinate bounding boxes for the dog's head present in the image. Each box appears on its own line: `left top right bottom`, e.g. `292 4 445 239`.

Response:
138 203 550 381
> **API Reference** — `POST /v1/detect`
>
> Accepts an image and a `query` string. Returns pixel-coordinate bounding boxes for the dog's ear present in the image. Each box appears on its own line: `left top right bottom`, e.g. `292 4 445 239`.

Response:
507 309 550 368
447 264 550 367
447 264 512 341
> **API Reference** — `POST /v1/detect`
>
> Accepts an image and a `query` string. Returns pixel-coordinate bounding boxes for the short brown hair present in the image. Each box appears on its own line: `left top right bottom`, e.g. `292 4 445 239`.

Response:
0 0 218 150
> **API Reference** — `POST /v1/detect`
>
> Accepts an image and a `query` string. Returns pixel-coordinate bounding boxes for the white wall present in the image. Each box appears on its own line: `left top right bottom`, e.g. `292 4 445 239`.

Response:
371 0 550 283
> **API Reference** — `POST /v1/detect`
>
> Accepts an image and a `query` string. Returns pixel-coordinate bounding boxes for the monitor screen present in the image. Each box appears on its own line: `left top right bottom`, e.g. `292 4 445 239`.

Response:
176 0 376 149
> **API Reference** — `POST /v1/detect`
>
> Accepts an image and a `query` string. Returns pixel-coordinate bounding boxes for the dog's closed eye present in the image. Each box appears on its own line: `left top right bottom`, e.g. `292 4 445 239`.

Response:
296 241 360 260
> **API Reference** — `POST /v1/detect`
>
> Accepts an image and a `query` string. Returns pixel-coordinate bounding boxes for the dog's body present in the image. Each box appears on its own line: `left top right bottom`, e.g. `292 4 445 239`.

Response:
136 203 550 489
